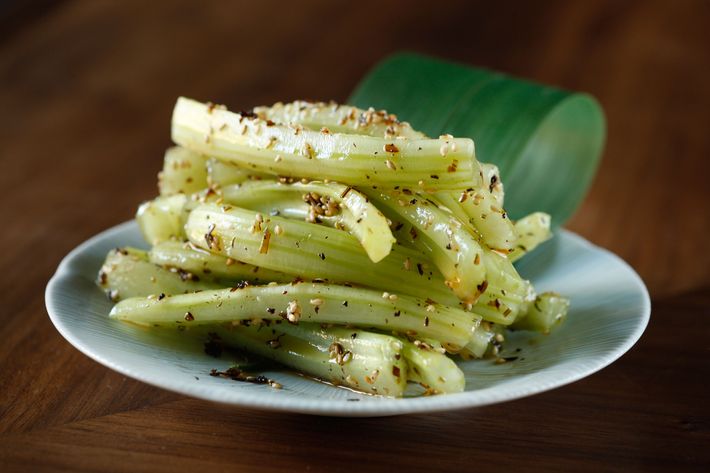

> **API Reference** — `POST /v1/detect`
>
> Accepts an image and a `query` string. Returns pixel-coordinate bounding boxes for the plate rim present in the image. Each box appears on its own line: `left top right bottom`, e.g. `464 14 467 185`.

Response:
45 220 651 417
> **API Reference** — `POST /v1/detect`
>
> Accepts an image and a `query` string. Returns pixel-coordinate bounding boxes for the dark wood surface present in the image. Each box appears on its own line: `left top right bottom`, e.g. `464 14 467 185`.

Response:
1 1 708 471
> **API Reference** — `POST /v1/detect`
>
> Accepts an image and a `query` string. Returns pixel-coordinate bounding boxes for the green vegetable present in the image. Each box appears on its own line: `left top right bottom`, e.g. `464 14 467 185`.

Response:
184 202 464 308
158 146 208 196
149 241 292 285
195 323 408 397
511 292 570 333
220 180 395 262
253 100 426 139
110 283 481 349
135 194 187 245
97 247 220 300
401 339 465 393
508 212 552 262
172 97 477 190
365 190 486 302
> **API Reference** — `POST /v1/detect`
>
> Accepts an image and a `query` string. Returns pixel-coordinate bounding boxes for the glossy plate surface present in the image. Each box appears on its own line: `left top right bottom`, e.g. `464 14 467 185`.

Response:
46 221 650 416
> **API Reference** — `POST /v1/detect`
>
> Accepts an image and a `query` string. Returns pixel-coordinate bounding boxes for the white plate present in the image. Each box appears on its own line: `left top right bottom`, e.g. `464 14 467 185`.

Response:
46 221 650 416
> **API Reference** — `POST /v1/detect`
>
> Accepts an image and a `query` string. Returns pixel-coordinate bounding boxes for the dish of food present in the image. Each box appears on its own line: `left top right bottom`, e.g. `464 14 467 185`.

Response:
45 98 650 415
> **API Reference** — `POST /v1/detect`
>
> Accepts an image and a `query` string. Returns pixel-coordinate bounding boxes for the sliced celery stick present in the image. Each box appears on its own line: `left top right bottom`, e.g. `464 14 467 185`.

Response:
97 247 220 300
110 282 480 349
172 97 475 190
253 100 427 139
135 194 187 245
508 212 552 263
158 146 208 196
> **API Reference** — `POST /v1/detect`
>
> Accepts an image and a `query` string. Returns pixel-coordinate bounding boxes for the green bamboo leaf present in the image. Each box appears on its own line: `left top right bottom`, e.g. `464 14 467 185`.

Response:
349 52 606 225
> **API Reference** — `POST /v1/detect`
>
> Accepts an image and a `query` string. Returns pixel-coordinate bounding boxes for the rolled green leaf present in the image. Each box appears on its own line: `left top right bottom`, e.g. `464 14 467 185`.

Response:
350 53 606 225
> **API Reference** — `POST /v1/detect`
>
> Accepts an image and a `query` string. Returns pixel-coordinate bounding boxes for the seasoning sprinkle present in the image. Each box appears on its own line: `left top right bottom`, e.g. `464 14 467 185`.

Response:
258 228 271 254
286 300 301 323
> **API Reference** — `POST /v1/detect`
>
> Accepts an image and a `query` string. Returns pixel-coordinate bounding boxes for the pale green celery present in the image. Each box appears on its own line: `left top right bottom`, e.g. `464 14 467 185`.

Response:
508 212 552 263
461 321 497 358
480 162 505 205
135 194 188 245
185 203 464 307
468 249 534 325
149 241 292 285
220 180 395 262
110 283 480 348
511 292 570 334
171 97 475 190
365 190 485 303
435 186 517 252
401 339 464 393
207 157 268 187
253 100 427 139
187 203 532 325
158 146 209 196
97 247 220 300
198 323 408 397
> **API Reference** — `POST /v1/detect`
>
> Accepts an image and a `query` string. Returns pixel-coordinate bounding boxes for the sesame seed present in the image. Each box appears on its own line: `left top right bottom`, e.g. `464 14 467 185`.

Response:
286 300 301 323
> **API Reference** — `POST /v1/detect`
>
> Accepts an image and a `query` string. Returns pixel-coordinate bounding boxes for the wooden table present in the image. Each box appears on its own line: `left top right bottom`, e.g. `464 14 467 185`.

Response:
1 1 708 471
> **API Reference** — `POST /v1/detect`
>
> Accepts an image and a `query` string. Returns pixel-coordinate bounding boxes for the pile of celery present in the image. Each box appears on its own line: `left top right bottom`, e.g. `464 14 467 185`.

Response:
98 98 569 397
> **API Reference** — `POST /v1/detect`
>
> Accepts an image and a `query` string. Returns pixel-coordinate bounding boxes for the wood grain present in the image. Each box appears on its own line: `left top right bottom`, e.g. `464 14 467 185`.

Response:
0 0 708 471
